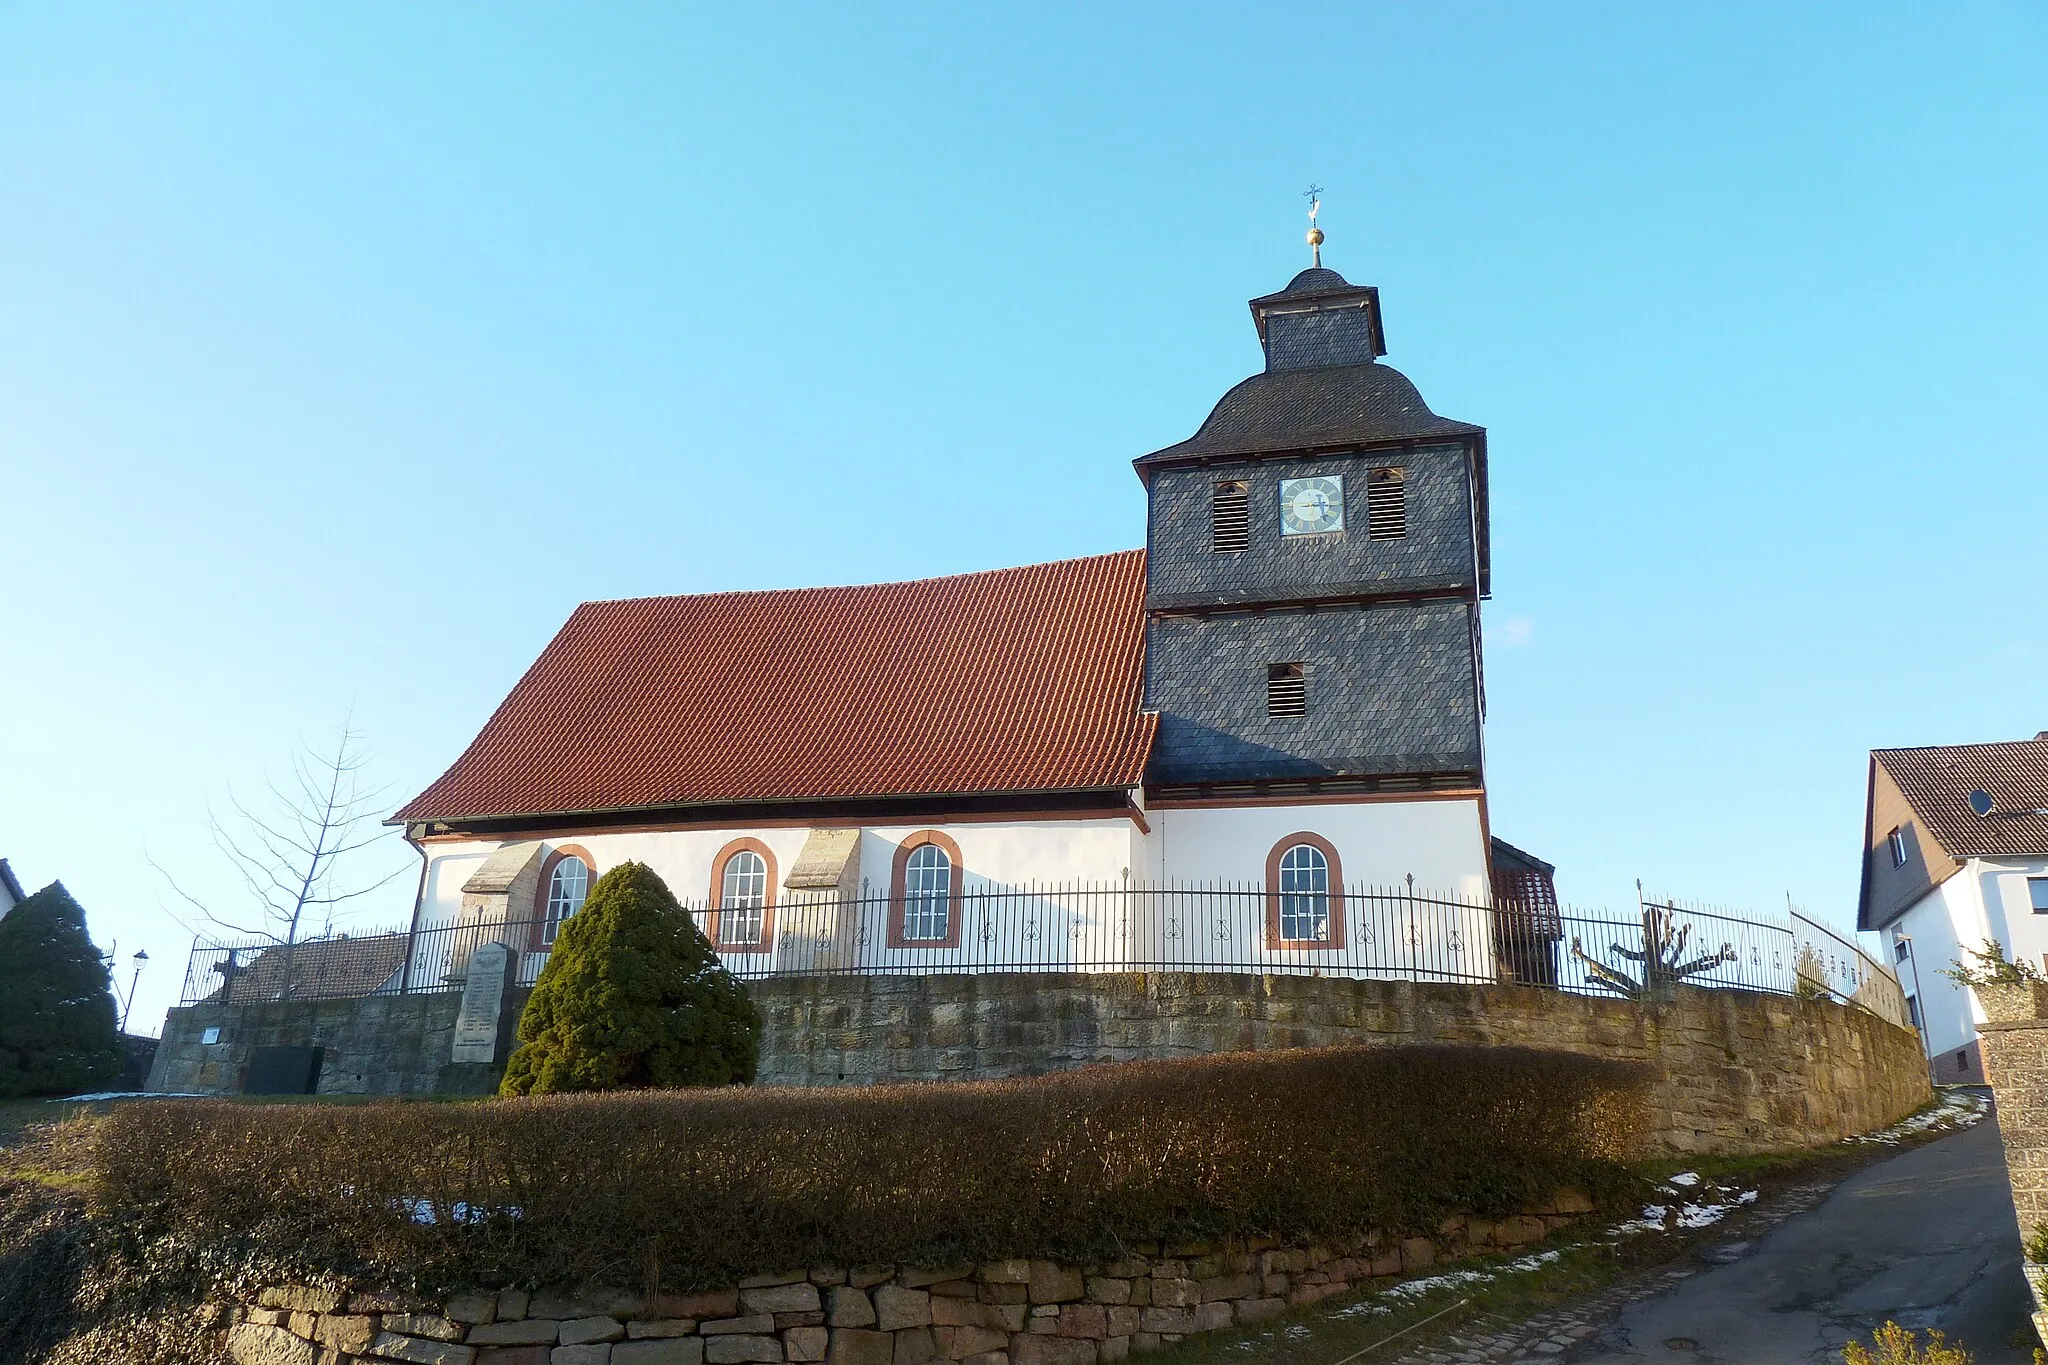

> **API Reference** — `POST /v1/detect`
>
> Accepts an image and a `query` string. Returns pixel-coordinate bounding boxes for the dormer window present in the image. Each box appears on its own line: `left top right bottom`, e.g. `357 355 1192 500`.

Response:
1211 481 1249 553
1887 827 1907 868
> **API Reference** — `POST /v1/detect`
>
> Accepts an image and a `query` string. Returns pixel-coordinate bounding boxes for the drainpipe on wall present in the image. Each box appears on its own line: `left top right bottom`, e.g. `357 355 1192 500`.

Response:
1898 935 1934 1064
397 830 430 995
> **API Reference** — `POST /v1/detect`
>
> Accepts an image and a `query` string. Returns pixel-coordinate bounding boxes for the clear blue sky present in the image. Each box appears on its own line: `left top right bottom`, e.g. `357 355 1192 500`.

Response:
3 4 2043 1037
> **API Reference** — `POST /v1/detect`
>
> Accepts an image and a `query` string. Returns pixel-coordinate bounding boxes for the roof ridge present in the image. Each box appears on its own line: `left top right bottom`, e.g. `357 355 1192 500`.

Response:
575 548 1146 610
1875 737 2048 758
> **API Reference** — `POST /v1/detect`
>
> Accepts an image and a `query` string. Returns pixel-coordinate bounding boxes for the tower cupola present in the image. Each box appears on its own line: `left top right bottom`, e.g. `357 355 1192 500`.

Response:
1250 267 1387 372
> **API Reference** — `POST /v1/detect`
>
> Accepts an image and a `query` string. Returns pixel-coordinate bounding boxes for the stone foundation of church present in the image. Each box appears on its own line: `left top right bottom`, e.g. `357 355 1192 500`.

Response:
751 972 1930 1155
150 971 1928 1155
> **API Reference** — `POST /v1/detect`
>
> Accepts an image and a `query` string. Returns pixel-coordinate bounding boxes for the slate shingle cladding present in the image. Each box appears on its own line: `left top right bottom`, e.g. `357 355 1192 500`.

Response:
1144 601 1481 782
1137 266 1488 789
1145 443 1475 611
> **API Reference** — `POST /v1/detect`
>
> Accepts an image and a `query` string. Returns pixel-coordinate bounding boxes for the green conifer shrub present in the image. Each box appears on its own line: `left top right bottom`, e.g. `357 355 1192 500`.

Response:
0 882 122 1098
500 861 759 1095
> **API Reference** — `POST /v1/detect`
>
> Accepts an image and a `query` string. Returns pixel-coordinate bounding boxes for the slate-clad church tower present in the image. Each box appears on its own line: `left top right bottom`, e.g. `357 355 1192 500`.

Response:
1134 267 1490 799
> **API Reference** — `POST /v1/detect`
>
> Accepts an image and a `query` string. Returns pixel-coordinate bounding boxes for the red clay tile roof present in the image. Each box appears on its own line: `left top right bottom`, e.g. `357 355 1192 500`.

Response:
397 552 1157 822
1875 738 2048 860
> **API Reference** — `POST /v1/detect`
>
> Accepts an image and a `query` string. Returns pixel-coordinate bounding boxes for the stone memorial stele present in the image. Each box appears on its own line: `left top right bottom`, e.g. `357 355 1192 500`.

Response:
451 941 514 1064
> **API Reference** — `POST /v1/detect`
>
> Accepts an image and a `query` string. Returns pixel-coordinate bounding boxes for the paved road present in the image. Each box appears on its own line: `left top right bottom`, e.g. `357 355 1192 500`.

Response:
1577 1118 2034 1364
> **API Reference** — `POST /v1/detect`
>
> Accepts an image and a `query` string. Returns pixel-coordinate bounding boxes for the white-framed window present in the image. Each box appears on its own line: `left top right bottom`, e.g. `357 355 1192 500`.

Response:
1887 827 1908 868
1277 843 1331 943
1905 994 1921 1031
2030 878 2048 915
1894 936 1910 963
541 856 590 946
902 843 953 942
720 850 769 946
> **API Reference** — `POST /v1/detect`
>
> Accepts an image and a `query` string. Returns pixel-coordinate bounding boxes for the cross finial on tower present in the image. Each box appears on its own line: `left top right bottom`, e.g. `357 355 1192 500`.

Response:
1303 185 1325 267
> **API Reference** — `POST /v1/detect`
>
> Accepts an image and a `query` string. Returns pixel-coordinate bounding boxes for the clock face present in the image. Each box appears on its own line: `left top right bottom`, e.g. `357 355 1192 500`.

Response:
1279 475 1345 536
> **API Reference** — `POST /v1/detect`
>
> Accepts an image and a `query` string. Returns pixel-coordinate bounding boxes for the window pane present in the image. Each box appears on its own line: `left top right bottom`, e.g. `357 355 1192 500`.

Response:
903 843 952 942
1277 844 1330 943
2031 879 2048 914
721 850 768 945
542 857 589 946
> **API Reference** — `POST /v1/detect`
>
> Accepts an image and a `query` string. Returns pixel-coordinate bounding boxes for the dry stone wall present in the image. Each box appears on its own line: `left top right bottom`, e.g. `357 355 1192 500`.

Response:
753 972 1931 1155
213 1199 1593 1365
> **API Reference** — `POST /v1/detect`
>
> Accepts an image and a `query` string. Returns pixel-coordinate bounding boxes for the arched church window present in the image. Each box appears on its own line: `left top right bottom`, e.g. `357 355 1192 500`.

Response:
541 855 589 946
890 831 965 948
1276 845 1330 943
710 839 777 953
1263 832 1345 951
902 843 953 942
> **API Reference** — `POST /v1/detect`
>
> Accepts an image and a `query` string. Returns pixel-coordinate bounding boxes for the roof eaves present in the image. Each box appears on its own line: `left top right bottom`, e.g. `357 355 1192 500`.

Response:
396 776 1157 831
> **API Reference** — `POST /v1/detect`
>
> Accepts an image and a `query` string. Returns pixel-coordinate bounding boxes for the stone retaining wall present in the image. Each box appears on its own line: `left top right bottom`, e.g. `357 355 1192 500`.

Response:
753 973 1931 1155
147 989 531 1097
214 1197 1592 1365
149 972 1931 1158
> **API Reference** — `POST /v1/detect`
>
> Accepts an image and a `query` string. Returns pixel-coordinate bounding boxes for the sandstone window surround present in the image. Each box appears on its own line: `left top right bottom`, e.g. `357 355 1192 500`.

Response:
710 838 778 953
1265 833 1346 951
889 831 964 949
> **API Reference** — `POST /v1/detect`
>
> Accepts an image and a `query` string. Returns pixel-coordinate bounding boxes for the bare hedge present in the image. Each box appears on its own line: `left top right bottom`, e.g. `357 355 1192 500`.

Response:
91 1045 1649 1291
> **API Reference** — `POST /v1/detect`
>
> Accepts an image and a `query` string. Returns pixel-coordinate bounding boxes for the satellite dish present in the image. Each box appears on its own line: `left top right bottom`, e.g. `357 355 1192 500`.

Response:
1968 789 1997 819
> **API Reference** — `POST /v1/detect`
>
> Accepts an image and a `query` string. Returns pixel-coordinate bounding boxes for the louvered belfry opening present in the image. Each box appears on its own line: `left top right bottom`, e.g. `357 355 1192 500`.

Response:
1211 480 1250 553
1367 467 1408 540
1266 662 1306 717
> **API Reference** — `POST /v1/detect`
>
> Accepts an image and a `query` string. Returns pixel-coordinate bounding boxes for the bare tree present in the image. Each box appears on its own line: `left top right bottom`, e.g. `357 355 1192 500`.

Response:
154 716 409 1000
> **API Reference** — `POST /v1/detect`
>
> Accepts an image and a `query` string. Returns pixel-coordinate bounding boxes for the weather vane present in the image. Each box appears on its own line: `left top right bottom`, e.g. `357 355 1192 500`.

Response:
1303 185 1325 267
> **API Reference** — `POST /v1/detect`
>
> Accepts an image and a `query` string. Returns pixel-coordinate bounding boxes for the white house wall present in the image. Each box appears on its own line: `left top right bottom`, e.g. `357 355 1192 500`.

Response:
415 818 1144 923
1147 797 1490 896
1978 858 2048 977
1879 860 2048 1082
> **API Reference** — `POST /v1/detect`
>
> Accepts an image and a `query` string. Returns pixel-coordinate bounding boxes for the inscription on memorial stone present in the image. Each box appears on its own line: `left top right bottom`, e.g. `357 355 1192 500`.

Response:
451 941 514 1064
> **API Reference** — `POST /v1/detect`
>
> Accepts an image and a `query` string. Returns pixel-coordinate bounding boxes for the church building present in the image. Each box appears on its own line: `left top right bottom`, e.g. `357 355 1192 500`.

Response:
393 255 1517 981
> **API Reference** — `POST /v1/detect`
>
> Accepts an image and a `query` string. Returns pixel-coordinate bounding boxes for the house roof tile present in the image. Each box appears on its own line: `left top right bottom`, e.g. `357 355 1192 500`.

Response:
1875 738 2048 860
397 551 1157 824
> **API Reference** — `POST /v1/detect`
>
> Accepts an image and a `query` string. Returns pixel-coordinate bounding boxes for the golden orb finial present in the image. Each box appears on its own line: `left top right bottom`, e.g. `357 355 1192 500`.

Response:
1303 184 1325 267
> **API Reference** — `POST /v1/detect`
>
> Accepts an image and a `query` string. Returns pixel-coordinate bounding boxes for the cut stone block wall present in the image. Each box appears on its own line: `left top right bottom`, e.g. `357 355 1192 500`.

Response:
148 989 530 1097
148 970 1930 1157
210 1204 1593 1365
1971 991 2048 1343
752 972 1931 1155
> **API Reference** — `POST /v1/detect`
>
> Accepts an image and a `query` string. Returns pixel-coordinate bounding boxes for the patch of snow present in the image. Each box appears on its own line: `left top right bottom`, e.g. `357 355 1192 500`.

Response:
1852 1091 1988 1145
51 1091 206 1102
1332 1250 1562 1318
1665 1171 1700 1188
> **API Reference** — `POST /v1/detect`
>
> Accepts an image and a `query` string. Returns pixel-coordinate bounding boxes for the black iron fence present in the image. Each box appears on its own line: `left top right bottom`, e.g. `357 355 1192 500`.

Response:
176 881 1911 1031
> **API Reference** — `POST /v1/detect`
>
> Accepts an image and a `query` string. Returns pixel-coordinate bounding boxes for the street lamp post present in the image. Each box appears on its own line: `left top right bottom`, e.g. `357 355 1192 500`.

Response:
120 950 148 1035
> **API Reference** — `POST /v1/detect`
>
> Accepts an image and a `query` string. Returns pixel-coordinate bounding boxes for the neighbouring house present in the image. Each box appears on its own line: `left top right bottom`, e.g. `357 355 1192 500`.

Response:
0 859 23 921
1857 733 2048 1083
389 259 1548 984
201 934 412 1004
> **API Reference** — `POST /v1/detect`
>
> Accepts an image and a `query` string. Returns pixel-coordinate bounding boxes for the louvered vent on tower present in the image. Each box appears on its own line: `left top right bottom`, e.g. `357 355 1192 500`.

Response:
1211 480 1250 553
1367 467 1408 540
1266 662 1306 717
